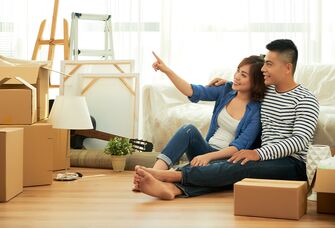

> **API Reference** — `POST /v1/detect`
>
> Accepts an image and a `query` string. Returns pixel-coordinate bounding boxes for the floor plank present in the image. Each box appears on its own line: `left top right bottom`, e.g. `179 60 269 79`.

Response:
0 168 334 228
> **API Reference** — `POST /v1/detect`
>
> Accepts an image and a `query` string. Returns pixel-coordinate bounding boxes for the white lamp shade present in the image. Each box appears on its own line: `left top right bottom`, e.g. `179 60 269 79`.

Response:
48 96 93 130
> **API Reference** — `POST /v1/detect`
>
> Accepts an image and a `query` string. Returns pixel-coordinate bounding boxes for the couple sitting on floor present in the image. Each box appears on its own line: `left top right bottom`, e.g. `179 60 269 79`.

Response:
133 39 320 200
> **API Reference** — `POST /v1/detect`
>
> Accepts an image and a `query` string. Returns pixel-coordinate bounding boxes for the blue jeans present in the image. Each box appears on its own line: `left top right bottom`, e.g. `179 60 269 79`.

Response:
175 156 307 197
157 124 217 168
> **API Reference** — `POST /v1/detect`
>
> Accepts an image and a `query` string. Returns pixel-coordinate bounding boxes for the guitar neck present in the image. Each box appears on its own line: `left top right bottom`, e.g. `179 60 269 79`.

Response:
73 129 124 141
72 129 153 152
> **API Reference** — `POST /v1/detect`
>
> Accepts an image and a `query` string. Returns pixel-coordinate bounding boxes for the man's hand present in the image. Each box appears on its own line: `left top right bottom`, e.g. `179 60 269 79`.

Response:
227 150 260 165
208 77 227 87
190 154 212 166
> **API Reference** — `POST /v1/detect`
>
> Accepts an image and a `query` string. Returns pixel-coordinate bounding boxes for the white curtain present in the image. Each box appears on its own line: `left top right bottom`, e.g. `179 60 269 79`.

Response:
161 0 335 84
0 0 334 85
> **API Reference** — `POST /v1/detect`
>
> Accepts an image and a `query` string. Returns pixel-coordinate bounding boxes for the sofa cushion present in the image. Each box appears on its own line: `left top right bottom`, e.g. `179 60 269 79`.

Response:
142 84 213 152
295 65 335 147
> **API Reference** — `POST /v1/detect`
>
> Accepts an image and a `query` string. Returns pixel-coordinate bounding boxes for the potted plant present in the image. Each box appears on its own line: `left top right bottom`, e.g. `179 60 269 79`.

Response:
104 137 133 171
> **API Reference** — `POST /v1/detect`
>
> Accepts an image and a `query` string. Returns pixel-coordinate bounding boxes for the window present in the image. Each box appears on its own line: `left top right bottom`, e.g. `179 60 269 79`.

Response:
0 0 334 85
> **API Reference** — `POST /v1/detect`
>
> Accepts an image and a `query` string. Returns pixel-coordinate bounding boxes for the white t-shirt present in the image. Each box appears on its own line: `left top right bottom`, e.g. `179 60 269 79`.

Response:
208 107 240 150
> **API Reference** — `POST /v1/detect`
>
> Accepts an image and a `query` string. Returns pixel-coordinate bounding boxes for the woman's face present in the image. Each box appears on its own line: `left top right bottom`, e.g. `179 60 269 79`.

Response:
232 64 251 92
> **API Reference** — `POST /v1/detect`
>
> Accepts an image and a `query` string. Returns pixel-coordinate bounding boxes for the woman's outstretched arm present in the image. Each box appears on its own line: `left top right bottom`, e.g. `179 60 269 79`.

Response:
152 51 193 97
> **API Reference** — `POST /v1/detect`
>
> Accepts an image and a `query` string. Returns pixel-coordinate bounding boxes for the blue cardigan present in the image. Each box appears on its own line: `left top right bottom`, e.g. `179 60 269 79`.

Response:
189 82 261 150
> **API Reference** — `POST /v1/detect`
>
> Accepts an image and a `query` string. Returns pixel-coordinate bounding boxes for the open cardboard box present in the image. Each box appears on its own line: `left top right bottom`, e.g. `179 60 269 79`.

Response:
234 178 307 220
0 56 50 121
0 77 37 124
314 168 335 214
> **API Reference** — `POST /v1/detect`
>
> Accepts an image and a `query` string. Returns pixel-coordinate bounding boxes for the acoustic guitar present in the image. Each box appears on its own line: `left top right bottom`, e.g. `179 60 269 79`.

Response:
71 129 153 152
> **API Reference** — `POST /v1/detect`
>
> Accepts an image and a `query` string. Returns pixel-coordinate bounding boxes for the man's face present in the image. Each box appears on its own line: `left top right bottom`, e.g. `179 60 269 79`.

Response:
261 51 289 86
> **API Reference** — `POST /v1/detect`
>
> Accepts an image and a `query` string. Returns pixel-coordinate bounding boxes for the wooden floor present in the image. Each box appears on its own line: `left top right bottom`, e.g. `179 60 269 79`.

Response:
0 168 334 228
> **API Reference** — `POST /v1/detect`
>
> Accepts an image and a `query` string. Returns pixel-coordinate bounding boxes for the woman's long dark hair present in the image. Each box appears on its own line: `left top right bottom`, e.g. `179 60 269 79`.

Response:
238 55 266 101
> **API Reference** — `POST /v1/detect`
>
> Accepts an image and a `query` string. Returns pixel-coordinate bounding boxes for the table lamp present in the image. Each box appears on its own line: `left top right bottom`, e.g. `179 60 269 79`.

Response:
48 95 93 181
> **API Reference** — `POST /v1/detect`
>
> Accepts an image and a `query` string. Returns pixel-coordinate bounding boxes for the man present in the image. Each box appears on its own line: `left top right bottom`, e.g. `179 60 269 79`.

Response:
134 39 320 200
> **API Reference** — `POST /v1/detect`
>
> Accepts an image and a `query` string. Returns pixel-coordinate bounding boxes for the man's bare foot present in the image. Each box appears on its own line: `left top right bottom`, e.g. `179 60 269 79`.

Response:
132 182 140 192
132 186 140 192
136 166 182 183
132 172 141 192
135 165 144 172
137 168 181 200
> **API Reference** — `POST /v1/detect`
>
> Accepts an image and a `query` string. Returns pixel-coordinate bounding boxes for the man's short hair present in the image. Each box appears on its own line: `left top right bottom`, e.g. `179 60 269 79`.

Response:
266 39 298 75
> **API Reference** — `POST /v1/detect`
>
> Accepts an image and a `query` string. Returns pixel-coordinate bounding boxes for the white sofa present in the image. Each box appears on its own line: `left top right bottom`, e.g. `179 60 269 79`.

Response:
142 65 335 152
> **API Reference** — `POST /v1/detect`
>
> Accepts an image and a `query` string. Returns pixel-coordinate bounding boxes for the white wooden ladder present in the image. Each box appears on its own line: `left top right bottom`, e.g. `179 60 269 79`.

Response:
70 12 115 60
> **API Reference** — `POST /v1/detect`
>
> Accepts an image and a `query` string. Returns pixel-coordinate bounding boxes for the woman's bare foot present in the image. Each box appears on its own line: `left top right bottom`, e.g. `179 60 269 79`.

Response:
137 168 182 200
152 159 169 170
135 165 182 183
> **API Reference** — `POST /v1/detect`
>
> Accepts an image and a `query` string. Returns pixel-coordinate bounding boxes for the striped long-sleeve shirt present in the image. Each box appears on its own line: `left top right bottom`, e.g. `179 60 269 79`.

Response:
256 85 319 163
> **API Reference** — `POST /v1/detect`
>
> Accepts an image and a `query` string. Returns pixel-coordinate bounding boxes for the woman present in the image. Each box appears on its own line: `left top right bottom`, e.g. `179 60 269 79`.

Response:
133 52 266 197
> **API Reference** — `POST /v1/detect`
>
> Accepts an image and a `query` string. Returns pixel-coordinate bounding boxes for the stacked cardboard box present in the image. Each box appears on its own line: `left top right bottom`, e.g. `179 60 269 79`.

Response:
1 123 54 186
0 77 37 124
0 128 23 202
0 56 56 188
234 178 307 220
0 56 49 123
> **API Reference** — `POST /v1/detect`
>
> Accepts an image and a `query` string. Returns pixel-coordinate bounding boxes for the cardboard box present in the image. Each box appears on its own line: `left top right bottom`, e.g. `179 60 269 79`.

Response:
0 77 37 124
0 56 49 121
1 122 53 186
0 128 23 202
52 128 70 170
40 119 70 171
234 178 307 220
314 168 335 214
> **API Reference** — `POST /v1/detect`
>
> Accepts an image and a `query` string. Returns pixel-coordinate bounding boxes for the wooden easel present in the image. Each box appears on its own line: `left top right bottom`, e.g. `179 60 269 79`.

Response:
32 0 69 72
